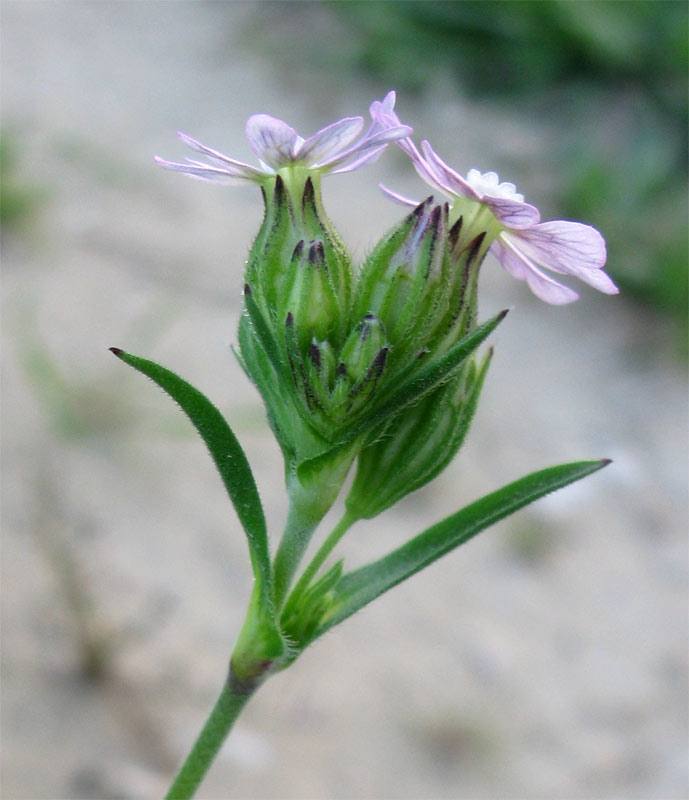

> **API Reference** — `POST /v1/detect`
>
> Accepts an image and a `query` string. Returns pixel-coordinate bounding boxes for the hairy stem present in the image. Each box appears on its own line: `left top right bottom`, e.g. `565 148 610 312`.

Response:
165 671 260 800
272 496 322 611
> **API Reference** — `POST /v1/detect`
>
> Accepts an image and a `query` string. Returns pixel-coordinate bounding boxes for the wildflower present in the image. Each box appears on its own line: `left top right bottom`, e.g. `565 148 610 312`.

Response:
382 139 618 305
154 91 411 187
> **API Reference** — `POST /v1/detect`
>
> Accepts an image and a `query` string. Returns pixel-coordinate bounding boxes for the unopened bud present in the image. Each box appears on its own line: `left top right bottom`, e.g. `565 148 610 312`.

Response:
330 314 389 416
354 199 449 366
305 338 337 409
279 238 345 352
346 349 493 520
425 229 486 355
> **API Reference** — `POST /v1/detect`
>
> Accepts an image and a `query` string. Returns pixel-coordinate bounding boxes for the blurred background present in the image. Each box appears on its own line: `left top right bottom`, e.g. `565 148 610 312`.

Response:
2 2 687 798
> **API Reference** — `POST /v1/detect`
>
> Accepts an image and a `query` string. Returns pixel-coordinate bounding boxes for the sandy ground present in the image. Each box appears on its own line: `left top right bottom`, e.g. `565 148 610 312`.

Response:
2 3 687 799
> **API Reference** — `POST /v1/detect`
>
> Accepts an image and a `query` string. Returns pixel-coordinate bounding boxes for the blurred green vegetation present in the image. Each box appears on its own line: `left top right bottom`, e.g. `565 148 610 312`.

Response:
17 303 188 443
0 131 46 230
254 0 688 349
327 1 686 107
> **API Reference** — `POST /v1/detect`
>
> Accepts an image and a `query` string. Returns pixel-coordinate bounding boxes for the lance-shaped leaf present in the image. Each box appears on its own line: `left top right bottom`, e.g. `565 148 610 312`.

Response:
314 459 610 638
109 348 272 598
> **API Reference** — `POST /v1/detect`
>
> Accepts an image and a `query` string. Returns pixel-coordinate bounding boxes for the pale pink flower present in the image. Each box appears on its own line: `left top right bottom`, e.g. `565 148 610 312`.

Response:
155 91 411 186
382 137 618 305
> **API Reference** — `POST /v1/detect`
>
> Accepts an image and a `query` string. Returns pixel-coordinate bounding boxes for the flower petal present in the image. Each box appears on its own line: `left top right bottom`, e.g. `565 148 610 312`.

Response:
154 156 255 185
420 141 480 200
515 220 606 269
483 195 541 228
175 133 266 180
524 264 580 304
321 124 411 171
367 90 406 137
364 125 415 149
379 183 423 207
297 116 364 164
369 90 397 119
491 237 580 304
330 145 388 174
511 221 618 294
245 114 300 169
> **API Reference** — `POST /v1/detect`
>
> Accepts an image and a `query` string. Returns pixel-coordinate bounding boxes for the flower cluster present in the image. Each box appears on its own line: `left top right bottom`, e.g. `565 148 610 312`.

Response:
156 90 617 553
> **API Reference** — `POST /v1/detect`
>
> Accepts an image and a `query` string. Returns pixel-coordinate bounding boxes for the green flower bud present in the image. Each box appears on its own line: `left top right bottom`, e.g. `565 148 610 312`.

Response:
345 349 493 520
425 224 486 355
238 176 499 530
353 198 450 370
244 175 353 332
279 239 345 351
283 310 389 430
244 175 297 315
330 314 389 417
300 177 351 307
304 338 338 409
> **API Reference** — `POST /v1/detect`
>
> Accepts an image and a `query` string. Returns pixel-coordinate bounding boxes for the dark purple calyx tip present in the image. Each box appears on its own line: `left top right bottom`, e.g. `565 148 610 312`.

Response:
449 216 463 248
409 196 433 221
302 176 315 210
308 342 321 370
308 240 325 267
465 231 486 265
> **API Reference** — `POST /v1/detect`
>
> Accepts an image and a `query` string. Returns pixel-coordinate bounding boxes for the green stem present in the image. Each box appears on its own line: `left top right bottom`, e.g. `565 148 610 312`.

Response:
284 511 358 613
272 495 322 611
272 445 360 610
165 672 259 800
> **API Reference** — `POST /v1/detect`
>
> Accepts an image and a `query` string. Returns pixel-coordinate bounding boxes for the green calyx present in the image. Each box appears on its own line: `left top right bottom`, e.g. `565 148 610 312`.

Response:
447 196 505 256
244 173 351 322
352 199 448 368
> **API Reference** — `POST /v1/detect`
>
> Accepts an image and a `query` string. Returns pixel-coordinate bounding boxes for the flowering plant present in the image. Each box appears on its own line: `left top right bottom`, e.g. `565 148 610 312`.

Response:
112 92 614 798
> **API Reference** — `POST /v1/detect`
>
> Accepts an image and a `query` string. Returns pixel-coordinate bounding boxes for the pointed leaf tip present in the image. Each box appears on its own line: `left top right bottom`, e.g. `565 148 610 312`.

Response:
109 349 272 598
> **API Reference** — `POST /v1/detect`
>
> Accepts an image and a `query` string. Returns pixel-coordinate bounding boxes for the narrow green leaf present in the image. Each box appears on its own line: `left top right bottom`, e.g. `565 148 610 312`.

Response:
110 348 272 595
316 459 610 637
